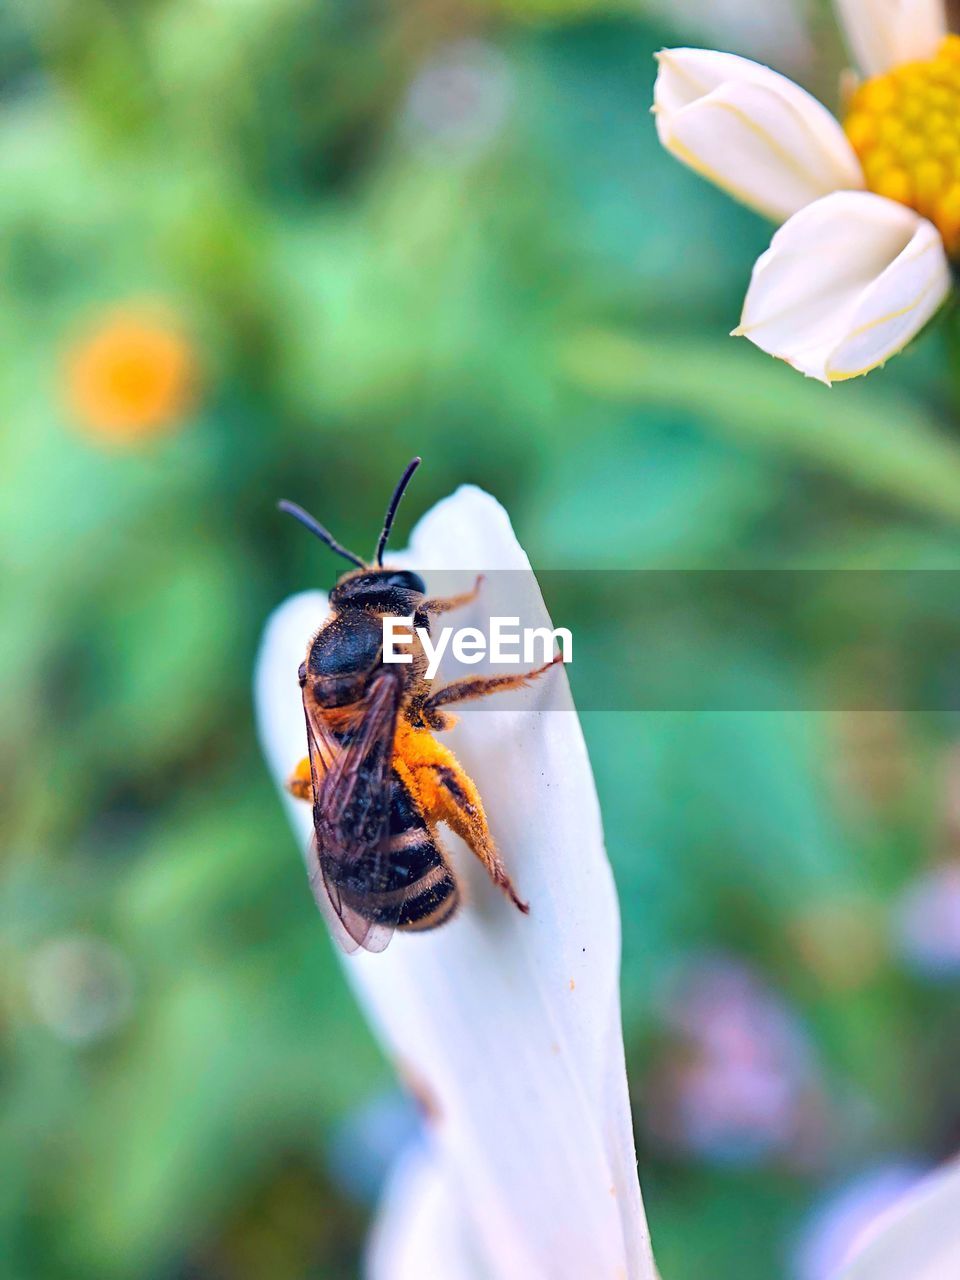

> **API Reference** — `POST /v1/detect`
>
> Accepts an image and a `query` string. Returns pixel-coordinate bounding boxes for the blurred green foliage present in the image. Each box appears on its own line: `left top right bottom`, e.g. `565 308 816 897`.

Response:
4 1 960 1277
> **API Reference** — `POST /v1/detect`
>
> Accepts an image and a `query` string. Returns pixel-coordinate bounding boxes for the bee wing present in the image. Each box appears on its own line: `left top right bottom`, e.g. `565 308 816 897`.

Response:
302 670 404 953
310 670 402 856
305 836 393 954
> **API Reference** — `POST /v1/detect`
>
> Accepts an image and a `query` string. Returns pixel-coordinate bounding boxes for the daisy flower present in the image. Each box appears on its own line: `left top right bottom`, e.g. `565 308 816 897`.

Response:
654 0 958 383
255 485 656 1280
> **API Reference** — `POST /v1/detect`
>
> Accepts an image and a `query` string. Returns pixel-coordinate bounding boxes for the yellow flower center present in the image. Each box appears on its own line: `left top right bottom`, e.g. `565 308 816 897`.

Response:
844 34 960 256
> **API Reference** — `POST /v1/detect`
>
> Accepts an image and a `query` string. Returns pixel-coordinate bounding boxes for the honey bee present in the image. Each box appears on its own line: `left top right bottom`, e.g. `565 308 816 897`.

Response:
280 457 562 952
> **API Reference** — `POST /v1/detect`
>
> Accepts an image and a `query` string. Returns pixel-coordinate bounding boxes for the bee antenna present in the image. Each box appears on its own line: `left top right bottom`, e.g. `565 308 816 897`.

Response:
278 500 366 568
375 456 421 566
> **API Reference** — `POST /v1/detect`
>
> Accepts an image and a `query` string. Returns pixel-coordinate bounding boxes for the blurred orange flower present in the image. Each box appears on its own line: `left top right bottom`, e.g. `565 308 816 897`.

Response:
64 307 197 443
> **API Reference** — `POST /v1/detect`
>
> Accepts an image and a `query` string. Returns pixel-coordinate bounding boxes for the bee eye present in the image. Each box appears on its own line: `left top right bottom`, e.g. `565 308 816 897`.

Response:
298 661 307 686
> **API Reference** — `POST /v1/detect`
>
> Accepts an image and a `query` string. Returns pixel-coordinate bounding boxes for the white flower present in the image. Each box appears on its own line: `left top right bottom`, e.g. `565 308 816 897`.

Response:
254 485 656 1280
834 1156 960 1279
833 0 947 77
653 2 957 383
794 1163 928 1279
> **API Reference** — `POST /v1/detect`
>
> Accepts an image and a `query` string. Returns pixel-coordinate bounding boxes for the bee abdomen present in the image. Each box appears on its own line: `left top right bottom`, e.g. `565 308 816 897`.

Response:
395 853 459 931
363 831 459 931
339 776 459 931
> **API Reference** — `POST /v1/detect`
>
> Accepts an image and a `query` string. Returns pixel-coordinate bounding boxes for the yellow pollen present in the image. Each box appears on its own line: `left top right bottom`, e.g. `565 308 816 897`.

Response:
845 35 960 256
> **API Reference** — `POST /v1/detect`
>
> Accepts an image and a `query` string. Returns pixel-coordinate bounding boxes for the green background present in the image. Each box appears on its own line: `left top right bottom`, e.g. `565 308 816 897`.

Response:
4 2 960 1277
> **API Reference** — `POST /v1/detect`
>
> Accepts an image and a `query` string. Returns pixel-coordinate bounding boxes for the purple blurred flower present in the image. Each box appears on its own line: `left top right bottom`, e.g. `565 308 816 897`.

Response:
400 40 513 156
26 932 134 1045
642 954 826 1167
895 862 960 979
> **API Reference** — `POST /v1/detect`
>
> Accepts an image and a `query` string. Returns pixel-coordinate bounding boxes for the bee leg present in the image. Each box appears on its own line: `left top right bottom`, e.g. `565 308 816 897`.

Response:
422 651 563 715
286 756 313 801
422 574 484 615
395 727 528 913
430 764 529 913
423 707 457 732
417 767 527 912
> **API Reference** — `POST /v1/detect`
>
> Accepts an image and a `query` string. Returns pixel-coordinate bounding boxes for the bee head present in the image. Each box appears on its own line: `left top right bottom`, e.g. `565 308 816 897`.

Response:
278 458 424 600
330 566 426 611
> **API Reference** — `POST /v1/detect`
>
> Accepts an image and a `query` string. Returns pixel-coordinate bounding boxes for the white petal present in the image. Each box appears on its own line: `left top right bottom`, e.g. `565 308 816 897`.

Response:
654 47 863 222
255 485 656 1280
736 190 950 383
366 1146 482 1280
834 0 947 77
836 1157 960 1280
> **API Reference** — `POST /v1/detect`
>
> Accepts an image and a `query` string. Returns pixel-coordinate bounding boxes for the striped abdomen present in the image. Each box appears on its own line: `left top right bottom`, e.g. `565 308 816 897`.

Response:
335 772 459 932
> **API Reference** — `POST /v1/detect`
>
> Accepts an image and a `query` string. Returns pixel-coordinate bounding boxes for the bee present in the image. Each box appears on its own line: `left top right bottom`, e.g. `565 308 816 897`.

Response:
279 457 562 953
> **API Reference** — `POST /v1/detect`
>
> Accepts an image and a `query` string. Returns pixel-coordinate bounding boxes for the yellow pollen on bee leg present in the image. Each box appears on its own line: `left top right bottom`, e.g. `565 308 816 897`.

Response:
845 34 960 256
